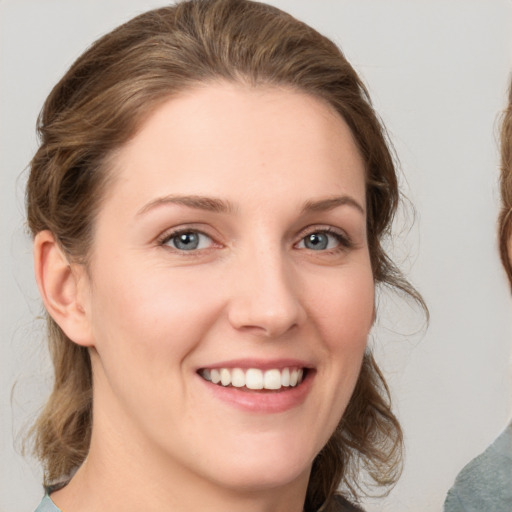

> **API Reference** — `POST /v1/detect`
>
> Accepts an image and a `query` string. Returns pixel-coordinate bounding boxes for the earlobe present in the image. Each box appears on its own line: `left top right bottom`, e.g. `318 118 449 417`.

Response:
33 230 94 347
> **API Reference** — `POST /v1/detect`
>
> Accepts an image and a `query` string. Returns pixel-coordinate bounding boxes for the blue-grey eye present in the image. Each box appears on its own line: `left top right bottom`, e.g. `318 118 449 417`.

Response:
298 232 341 251
167 231 212 251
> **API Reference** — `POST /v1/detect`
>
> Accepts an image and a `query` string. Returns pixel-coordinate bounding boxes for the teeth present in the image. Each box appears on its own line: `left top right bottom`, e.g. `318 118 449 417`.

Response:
246 369 263 390
220 368 231 386
281 367 290 387
231 368 245 388
263 369 281 390
200 367 305 390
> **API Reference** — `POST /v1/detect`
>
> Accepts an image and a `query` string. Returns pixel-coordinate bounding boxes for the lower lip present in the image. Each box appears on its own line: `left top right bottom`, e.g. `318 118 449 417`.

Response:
198 371 315 413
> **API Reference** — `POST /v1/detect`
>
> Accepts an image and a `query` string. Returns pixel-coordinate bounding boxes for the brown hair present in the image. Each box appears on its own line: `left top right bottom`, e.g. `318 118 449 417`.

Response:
26 0 424 509
499 80 512 285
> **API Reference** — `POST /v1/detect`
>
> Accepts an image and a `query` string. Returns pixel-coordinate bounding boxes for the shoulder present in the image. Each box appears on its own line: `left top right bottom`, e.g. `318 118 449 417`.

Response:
444 422 512 511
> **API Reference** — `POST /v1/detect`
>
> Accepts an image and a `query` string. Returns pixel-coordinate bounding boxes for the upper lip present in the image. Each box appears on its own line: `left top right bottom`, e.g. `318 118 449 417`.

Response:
196 358 314 371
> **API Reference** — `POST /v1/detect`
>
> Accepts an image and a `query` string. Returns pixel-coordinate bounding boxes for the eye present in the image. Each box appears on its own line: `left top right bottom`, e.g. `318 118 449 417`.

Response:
162 230 213 251
296 230 348 251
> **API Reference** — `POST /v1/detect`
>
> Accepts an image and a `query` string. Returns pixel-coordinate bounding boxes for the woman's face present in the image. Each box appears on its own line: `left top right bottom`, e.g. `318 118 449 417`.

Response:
79 83 374 495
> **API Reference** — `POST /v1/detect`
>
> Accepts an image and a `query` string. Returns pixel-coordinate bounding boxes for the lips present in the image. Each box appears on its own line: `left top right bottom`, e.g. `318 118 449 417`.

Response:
199 367 305 390
197 361 314 412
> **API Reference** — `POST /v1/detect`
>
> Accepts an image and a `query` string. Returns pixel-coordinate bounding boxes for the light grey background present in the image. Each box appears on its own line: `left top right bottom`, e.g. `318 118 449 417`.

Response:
1 1 511 511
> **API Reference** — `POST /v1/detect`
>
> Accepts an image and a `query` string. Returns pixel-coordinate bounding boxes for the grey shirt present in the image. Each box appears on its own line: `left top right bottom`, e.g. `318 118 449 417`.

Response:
444 422 512 512
35 495 61 512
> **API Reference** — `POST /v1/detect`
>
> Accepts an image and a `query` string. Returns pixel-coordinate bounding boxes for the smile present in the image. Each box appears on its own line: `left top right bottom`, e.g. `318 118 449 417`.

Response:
199 367 305 390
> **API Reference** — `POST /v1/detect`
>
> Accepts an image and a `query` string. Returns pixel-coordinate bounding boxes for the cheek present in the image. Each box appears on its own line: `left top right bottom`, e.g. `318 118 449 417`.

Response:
297 262 374 454
308 263 375 352
85 264 228 430
88 261 226 363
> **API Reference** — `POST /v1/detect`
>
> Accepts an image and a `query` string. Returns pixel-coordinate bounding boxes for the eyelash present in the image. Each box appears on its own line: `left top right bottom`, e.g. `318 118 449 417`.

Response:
157 226 353 254
295 226 353 253
157 227 217 253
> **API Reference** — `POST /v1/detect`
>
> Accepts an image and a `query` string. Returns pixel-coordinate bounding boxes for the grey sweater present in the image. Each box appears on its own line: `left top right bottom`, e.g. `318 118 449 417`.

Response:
444 422 512 512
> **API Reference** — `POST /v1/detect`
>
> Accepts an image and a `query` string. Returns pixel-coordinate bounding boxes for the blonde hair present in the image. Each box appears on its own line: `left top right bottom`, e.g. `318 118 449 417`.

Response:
26 1 424 509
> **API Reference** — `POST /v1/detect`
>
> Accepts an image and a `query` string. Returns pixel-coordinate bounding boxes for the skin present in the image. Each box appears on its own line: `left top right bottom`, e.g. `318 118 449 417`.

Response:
35 82 374 512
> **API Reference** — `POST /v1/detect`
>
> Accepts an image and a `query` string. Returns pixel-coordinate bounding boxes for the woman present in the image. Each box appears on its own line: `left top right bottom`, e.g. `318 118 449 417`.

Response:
442 79 512 512
26 1 423 511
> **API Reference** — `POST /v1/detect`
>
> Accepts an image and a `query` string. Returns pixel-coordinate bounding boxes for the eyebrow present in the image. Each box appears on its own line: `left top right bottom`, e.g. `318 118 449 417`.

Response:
137 194 235 216
301 196 365 215
137 194 364 217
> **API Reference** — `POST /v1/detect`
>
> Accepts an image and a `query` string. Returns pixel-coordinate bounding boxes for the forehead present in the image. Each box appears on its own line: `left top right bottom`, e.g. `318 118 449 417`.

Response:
106 82 366 210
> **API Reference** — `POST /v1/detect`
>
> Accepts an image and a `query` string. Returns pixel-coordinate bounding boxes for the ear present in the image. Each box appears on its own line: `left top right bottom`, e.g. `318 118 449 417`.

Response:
33 230 94 347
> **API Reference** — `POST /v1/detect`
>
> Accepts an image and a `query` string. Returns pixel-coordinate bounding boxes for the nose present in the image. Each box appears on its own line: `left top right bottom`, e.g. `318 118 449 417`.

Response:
227 247 305 338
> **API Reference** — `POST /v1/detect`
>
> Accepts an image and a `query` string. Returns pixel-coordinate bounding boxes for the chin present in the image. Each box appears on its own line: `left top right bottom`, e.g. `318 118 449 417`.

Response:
211 459 311 494
195 436 316 493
